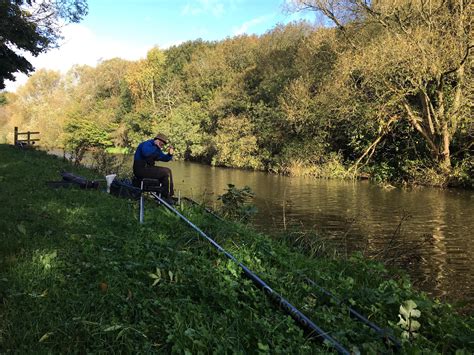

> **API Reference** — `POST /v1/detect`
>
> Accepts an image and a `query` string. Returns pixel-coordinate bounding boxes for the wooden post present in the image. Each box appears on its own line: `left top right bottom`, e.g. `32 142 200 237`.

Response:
27 131 31 145
14 127 18 145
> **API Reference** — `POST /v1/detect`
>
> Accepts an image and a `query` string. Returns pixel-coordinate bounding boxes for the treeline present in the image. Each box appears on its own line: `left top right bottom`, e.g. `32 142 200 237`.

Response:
0 1 472 187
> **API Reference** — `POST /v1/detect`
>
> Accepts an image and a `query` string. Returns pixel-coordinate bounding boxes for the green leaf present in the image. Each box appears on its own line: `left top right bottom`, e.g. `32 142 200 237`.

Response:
149 267 162 286
184 328 196 337
399 300 419 319
103 325 122 332
116 328 127 340
17 224 27 235
410 320 421 332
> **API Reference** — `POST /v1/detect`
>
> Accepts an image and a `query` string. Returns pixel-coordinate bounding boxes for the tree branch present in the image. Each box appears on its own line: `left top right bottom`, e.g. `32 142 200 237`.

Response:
402 100 439 155
441 43 473 78
419 89 437 134
349 115 399 172
298 1 358 49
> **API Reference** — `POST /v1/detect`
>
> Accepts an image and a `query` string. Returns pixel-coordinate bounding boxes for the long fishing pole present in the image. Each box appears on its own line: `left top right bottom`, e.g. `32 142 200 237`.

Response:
183 196 401 350
304 277 401 349
151 192 350 355
183 197 224 221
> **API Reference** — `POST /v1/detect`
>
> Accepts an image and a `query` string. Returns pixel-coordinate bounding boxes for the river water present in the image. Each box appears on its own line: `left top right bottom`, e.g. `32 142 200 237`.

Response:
163 160 473 308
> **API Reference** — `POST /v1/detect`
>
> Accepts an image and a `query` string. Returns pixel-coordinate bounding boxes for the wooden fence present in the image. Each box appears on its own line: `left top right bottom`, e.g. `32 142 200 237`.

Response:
14 126 40 147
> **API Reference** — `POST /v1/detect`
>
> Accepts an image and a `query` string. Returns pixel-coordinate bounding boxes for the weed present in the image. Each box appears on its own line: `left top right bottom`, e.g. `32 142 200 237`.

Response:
217 184 257 223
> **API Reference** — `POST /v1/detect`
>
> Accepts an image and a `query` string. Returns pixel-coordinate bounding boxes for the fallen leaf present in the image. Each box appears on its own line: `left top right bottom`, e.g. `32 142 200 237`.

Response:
99 282 108 293
39 332 53 342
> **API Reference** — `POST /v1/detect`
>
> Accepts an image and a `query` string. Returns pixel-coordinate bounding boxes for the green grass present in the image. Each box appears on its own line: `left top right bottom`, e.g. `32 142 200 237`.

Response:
105 146 131 154
0 144 472 353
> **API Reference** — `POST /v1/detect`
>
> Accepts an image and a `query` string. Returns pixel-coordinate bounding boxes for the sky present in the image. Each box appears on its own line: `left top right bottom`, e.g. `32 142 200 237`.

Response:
4 0 315 92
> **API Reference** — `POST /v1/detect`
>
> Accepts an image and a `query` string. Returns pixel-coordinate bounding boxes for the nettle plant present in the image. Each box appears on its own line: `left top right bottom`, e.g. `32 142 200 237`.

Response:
398 300 421 340
218 184 257 223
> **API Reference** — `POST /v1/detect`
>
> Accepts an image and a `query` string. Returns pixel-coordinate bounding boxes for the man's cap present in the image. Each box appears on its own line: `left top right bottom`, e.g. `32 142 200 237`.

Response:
154 133 169 144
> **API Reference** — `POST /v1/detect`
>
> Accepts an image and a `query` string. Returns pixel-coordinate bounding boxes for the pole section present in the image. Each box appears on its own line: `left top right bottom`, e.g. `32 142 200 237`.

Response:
139 181 145 223
151 192 350 355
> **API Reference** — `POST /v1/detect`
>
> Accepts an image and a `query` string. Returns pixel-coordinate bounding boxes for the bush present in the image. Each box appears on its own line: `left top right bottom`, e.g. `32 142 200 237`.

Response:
217 184 257 223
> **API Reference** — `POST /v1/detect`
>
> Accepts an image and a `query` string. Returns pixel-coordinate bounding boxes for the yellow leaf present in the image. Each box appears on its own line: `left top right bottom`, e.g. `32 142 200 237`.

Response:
39 332 53 342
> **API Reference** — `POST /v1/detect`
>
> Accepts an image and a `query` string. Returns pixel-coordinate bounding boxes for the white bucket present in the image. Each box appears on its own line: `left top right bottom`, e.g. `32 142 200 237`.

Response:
105 174 117 193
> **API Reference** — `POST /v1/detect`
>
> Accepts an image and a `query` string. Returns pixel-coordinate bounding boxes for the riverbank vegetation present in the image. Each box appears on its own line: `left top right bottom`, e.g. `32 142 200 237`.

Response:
0 1 472 188
1 146 473 352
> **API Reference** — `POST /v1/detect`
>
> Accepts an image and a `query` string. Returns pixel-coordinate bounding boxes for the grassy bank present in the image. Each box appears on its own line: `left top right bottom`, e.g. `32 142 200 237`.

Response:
0 145 472 353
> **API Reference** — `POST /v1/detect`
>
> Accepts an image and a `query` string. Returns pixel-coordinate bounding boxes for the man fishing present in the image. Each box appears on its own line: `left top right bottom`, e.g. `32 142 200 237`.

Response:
133 133 175 204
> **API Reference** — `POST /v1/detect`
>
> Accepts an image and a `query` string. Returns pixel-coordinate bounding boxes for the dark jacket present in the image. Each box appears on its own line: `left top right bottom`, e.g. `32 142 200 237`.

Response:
133 139 172 166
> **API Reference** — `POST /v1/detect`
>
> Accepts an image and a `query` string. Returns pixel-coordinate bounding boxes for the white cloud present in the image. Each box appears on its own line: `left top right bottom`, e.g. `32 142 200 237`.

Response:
3 74 28 93
182 0 225 17
232 15 273 36
3 23 152 92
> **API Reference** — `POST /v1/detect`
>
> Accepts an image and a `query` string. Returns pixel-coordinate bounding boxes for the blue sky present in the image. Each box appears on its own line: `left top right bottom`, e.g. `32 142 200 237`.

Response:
83 0 313 47
4 0 315 91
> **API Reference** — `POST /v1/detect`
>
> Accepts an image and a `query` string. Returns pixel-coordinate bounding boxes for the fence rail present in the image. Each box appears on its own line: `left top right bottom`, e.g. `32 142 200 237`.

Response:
14 127 40 147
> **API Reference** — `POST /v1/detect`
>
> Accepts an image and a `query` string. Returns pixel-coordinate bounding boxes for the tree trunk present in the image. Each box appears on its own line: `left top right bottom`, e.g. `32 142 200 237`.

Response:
151 79 156 109
440 122 452 172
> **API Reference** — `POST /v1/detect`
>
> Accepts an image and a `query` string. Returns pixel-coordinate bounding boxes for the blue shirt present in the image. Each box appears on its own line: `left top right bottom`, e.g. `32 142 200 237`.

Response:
134 139 173 162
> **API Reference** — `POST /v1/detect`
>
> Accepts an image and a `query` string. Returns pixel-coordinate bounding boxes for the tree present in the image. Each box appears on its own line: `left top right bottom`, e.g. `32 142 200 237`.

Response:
213 115 263 169
62 59 131 150
164 39 210 79
243 23 311 105
182 43 227 103
155 102 211 160
0 0 88 89
290 0 473 176
64 118 112 164
238 23 315 166
9 69 66 147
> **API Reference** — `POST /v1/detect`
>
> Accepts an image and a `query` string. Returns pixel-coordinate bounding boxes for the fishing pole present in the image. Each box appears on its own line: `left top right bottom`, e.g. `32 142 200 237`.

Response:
182 197 401 351
182 197 224 221
151 192 350 355
304 277 401 349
